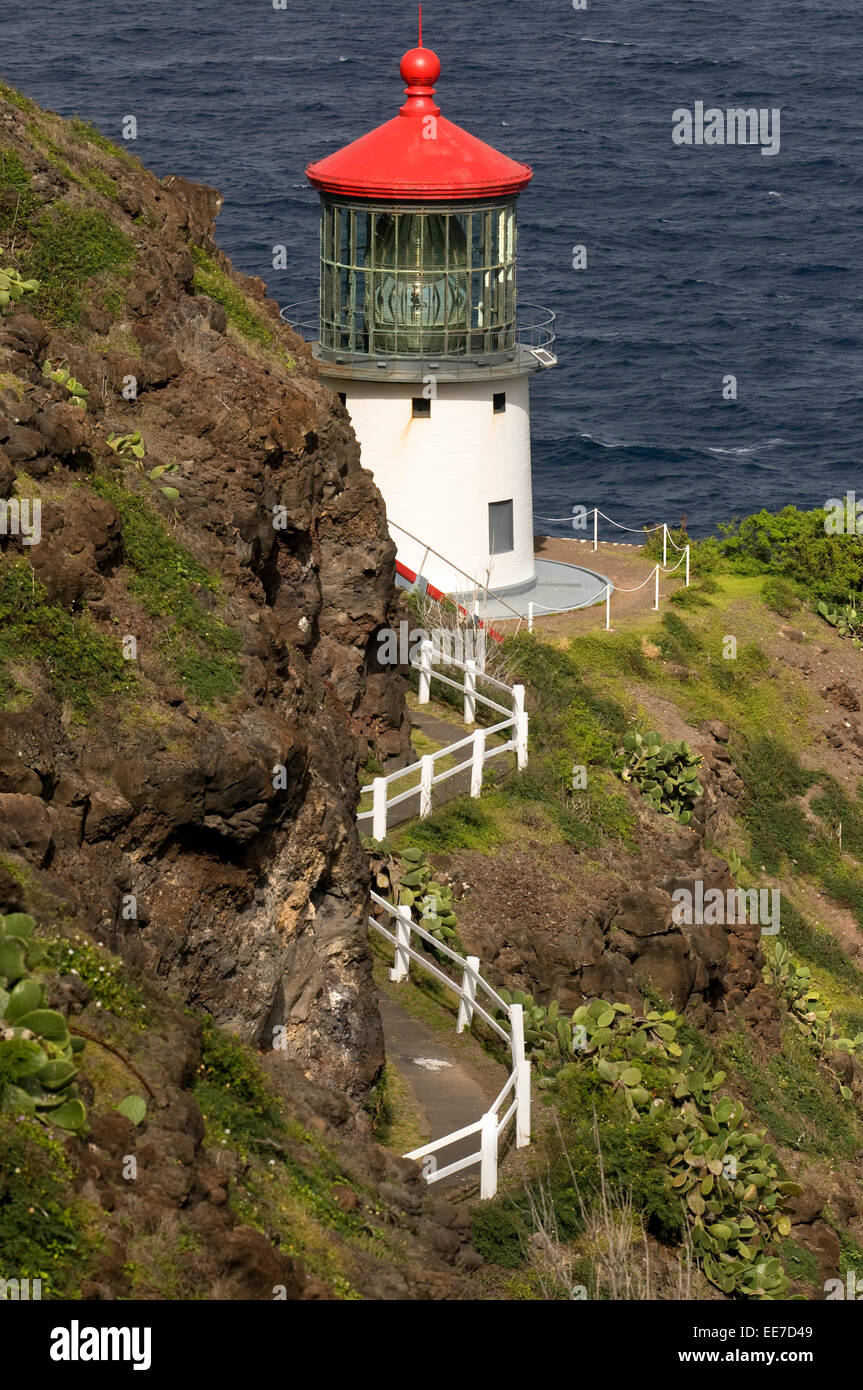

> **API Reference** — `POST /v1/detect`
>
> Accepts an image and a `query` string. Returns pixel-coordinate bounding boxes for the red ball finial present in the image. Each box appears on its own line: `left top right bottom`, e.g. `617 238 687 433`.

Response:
400 46 441 91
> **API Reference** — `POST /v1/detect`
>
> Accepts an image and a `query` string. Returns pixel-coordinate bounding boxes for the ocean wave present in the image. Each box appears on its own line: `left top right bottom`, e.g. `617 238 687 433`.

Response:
707 439 787 456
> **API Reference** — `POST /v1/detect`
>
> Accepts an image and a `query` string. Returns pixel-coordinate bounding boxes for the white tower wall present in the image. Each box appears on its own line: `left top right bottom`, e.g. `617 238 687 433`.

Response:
324 373 536 596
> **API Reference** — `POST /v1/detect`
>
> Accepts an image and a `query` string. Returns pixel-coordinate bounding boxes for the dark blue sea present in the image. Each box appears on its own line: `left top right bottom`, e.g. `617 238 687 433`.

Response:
2 0 861 537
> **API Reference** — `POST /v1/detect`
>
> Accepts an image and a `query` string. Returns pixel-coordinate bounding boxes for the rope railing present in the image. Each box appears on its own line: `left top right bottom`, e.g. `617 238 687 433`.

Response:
526 538 690 631
368 890 530 1197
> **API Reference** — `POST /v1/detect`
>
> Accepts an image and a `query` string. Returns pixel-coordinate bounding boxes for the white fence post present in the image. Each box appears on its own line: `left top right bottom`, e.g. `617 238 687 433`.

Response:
685 545 690 586
510 1004 531 1148
593 506 598 552
420 755 433 819
464 658 476 724
528 601 534 633
654 565 659 611
470 728 486 797
456 954 480 1033
663 522 668 568
372 777 387 841
605 584 611 631
418 637 433 705
513 684 528 770
480 1110 498 1200
390 908 411 982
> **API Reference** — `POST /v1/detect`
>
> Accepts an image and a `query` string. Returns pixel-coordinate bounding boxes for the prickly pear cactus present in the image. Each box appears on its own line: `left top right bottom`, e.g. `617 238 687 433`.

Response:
497 989 800 1299
620 729 703 825
0 913 87 1132
817 597 863 645
0 253 39 309
364 839 463 957
41 359 89 409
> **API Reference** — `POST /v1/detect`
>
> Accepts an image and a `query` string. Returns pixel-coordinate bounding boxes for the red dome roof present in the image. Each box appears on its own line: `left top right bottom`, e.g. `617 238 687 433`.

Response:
306 45 532 201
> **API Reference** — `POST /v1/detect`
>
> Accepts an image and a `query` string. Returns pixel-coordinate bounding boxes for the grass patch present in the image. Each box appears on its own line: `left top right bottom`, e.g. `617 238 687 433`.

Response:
394 797 504 855
90 476 243 706
69 117 135 166
191 245 293 367
0 148 41 234
24 201 134 323
41 932 151 1028
0 555 132 717
719 1022 863 1162
0 1118 93 1296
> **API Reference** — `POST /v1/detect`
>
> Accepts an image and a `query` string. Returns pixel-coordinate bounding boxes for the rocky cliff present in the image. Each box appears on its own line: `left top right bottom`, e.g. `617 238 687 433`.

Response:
0 86 410 1097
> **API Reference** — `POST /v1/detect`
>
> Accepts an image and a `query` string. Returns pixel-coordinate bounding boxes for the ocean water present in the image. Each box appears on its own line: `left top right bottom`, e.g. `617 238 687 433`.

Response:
2 0 860 537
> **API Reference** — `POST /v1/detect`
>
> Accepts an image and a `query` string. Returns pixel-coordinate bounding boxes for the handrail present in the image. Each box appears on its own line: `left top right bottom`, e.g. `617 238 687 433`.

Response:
388 519 526 625
369 890 530 1197
358 639 528 838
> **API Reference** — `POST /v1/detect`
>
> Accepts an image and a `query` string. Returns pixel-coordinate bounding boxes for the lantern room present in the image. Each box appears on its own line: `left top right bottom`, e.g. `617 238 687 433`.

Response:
289 37 558 598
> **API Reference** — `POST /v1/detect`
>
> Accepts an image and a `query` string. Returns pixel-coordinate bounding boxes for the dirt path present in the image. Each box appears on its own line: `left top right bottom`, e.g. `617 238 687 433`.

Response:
377 990 499 1191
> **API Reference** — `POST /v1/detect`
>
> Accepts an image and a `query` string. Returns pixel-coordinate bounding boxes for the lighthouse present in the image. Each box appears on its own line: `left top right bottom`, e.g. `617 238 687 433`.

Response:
298 35 556 598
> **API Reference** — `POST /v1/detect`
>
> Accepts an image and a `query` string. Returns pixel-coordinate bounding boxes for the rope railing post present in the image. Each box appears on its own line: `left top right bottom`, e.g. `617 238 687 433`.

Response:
470 728 486 797
390 908 411 983
480 1110 498 1199
514 684 528 770
528 601 534 633
464 657 477 725
663 522 668 568
372 777 387 841
593 505 598 552
418 637 433 705
605 583 611 631
654 564 660 611
510 1003 531 1148
456 954 480 1033
420 755 433 819
686 545 690 586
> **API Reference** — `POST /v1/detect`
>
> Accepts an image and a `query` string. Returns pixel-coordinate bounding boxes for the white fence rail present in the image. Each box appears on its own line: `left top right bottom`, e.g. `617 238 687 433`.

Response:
358 640 528 840
369 890 529 1198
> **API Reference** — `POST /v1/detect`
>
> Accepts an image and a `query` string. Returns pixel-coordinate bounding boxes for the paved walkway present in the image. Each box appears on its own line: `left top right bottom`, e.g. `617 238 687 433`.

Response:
377 990 497 1191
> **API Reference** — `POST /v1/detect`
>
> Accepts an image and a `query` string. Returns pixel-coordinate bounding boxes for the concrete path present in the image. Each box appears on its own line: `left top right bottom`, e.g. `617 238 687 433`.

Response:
377 990 497 1191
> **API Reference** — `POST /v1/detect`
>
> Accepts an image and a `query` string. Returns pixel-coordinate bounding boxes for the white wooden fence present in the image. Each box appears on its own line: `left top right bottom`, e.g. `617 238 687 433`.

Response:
358 640 528 840
369 890 530 1198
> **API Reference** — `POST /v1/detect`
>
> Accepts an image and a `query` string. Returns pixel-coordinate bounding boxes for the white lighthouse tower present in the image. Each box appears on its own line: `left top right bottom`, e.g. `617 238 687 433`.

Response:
298 36 556 598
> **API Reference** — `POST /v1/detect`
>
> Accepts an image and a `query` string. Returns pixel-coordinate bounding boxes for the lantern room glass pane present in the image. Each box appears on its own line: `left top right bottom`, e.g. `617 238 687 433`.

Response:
318 196 518 358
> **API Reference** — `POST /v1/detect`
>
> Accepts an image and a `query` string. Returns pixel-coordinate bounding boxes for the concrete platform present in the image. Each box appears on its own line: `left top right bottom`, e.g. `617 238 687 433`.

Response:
455 557 612 620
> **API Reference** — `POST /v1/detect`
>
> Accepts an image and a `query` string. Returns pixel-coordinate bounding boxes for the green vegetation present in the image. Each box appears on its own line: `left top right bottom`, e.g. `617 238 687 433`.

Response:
0 555 131 716
817 595 863 645
25 201 134 323
41 358 89 406
69 116 135 167
0 913 87 1133
90 476 243 705
395 797 504 855
498 634 636 849
0 149 40 234
369 842 464 954
620 729 703 825
710 506 863 606
0 82 35 114
0 1117 90 1295
191 245 293 366
496 995 803 1298
41 933 150 1028
719 1022 862 1162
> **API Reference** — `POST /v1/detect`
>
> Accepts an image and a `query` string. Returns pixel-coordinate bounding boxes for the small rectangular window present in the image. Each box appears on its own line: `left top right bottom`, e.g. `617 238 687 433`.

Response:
412 397 431 418
493 392 506 414
489 499 514 554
